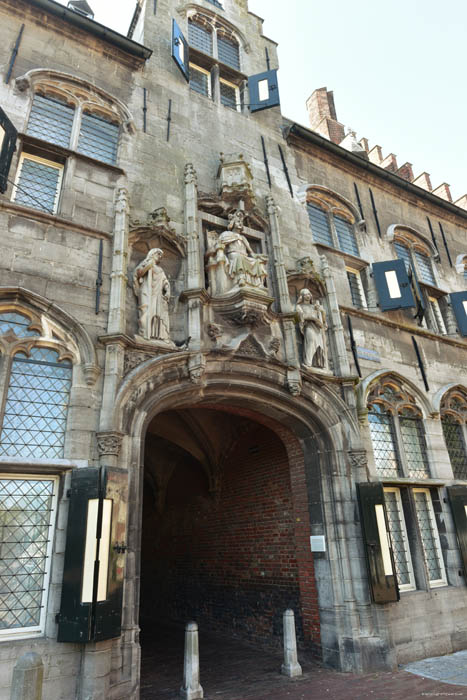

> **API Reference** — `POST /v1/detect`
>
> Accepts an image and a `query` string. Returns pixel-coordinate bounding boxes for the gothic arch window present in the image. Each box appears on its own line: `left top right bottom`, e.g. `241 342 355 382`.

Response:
0 310 73 459
306 186 367 309
389 226 449 335
440 387 467 480
366 374 448 590
186 11 243 111
367 376 430 479
12 70 134 214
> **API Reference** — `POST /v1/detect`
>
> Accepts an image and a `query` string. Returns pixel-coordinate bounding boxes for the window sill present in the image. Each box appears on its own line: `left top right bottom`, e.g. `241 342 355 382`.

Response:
18 133 125 175
0 199 111 240
314 241 369 269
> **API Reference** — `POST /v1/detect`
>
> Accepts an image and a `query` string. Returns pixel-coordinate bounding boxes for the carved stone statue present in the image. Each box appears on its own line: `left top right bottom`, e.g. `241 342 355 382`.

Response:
206 209 268 296
133 248 173 344
296 288 328 369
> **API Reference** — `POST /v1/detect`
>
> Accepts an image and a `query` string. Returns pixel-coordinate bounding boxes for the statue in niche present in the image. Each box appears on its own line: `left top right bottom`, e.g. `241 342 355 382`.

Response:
133 248 173 344
207 209 268 296
296 288 328 369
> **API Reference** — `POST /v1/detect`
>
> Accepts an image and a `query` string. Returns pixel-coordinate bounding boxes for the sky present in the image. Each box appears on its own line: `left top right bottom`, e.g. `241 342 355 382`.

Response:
58 0 466 201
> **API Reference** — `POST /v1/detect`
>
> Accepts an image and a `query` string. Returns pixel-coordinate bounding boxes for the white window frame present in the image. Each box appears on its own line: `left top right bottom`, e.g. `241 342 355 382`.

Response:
189 62 212 98
413 487 448 588
383 487 416 592
12 152 64 215
219 76 241 112
427 296 447 335
0 474 59 641
346 266 367 309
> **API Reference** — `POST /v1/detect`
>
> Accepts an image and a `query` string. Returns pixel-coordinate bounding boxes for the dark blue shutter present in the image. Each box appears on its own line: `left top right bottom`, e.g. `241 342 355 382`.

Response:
58 467 127 643
447 486 467 579
0 106 17 194
357 483 399 604
450 291 467 337
373 259 415 311
172 19 189 82
248 69 280 112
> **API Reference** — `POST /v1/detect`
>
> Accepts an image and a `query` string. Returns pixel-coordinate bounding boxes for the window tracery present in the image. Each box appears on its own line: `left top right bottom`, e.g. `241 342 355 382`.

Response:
440 387 467 480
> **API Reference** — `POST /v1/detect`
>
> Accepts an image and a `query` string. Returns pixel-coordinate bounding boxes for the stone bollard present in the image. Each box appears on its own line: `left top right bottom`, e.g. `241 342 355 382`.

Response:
281 609 302 678
180 621 203 700
10 652 43 700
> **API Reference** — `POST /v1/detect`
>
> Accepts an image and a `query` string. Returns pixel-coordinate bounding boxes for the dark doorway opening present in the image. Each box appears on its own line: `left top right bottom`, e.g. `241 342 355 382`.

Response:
139 407 305 691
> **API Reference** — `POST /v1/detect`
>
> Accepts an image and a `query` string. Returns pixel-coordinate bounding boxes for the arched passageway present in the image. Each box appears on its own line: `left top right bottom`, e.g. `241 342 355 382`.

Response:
139 407 307 649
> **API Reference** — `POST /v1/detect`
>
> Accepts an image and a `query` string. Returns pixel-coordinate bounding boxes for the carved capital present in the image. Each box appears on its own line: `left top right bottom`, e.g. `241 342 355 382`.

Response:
348 449 368 469
83 362 100 386
188 353 206 384
124 351 154 375
97 431 124 457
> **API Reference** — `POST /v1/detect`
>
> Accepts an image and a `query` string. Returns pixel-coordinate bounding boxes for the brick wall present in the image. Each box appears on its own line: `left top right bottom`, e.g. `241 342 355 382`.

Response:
140 419 320 651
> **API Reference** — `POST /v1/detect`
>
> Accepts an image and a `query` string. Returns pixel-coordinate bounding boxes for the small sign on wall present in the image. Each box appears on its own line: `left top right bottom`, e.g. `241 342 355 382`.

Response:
310 535 326 552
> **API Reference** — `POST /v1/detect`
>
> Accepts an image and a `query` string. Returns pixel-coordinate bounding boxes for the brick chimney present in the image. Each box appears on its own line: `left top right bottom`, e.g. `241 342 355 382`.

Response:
306 88 345 144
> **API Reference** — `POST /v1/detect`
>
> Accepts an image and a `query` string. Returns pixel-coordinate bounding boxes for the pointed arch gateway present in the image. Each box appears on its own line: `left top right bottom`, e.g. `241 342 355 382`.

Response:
108 353 392 688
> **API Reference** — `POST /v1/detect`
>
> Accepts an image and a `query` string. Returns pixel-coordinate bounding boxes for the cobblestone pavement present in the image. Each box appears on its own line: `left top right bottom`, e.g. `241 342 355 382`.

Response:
140 624 467 699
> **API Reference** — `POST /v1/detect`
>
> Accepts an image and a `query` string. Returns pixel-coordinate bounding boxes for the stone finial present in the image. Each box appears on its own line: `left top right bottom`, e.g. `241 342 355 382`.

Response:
281 610 302 678
185 163 198 186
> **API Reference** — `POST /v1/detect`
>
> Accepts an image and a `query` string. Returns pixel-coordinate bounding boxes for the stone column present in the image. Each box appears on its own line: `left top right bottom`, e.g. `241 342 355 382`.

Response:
180 622 203 700
108 186 130 334
184 163 205 352
281 610 302 678
265 195 301 393
320 255 351 376
10 653 43 700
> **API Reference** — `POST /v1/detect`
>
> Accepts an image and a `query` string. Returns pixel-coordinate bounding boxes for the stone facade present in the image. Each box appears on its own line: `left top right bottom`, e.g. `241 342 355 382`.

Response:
0 0 466 698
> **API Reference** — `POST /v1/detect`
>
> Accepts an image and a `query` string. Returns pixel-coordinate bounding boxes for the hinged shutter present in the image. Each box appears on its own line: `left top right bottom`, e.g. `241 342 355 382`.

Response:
0 106 17 194
408 266 426 322
373 259 415 311
248 69 280 112
357 482 399 604
447 486 467 578
450 291 467 337
58 467 128 643
172 19 189 82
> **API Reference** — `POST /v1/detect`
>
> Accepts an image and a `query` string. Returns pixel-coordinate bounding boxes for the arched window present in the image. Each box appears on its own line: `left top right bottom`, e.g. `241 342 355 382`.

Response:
306 187 366 309
0 311 72 459
12 71 133 214
391 227 448 335
187 12 243 111
440 388 467 480
367 377 429 479
366 375 447 590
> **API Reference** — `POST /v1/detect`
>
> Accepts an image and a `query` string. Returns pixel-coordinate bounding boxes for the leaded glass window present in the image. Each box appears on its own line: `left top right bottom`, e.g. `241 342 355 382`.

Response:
26 94 74 148
441 389 467 480
335 216 359 256
307 203 333 246
0 347 72 459
367 376 430 479
394 242 412 273
384 488 415 590
413 489 447 586
77 112 119 166
414 251 436 286
399 412 430 478
0 313 38 338
13 154 63 215
189 65 210 97
394 234 438 291
220 80 237 110
368 405 401 478
346 269 366 309
218 35 240 70
0 476 58 636
188 20 213 55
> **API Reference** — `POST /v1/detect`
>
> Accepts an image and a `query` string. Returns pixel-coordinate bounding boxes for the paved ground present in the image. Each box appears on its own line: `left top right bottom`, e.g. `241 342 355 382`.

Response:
140 624 467 699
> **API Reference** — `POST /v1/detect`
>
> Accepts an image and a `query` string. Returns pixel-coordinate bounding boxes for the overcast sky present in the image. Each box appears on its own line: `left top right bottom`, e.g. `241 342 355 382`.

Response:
59 0 466 201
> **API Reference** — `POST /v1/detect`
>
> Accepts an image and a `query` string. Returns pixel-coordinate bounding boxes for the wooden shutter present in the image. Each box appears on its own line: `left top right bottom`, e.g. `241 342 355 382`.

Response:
172 19 189 82
373 259 415 311
248 69 280 112
0 106 17 194
450 291 467 337
447 485 467 578
57 467 128 643
357 482 399 604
